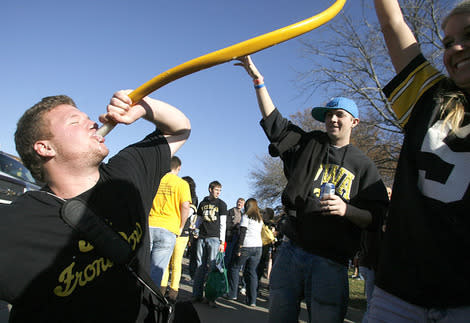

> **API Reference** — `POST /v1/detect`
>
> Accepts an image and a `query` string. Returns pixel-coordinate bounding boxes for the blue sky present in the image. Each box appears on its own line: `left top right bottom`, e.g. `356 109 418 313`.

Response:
2 0 362 208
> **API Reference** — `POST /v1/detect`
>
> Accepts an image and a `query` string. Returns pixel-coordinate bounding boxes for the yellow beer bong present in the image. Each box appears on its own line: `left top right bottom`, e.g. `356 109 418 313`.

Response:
97 0 346 137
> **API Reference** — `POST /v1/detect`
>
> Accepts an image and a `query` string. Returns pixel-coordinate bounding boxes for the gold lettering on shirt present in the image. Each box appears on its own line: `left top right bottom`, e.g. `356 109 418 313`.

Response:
201 204 219 222
313 164 355 201
119 223 143 251
78 240 94 252
53 258 114 297
53 222 143 297
335 170 355 201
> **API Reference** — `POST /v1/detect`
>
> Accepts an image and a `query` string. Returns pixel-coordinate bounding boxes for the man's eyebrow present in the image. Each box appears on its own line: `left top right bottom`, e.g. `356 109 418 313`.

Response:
66 114 83 122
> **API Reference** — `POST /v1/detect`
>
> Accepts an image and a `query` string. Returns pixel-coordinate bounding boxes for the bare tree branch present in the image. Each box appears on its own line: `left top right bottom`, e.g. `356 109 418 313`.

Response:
248 0 451 209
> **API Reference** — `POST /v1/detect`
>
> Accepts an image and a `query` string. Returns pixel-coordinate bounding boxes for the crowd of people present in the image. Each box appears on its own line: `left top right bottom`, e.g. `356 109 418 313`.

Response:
0 0 469 322
147 173 282 309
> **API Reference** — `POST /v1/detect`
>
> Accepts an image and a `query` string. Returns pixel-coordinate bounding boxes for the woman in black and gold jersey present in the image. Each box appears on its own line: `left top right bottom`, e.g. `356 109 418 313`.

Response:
371 1 470 322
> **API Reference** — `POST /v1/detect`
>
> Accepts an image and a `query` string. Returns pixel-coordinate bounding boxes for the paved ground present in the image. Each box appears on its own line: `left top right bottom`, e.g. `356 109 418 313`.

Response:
0 257 364 323
177 268 364 323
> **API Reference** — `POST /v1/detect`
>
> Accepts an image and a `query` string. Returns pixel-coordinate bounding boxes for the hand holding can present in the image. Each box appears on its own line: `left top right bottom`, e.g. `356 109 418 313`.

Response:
320 183 335 199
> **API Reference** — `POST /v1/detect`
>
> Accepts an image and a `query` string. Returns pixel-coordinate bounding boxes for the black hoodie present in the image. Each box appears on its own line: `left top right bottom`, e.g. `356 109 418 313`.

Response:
197 196 227 239
261 109 388 265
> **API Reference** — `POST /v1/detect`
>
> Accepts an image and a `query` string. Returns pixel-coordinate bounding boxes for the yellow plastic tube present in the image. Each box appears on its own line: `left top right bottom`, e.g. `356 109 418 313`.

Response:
97 0 346 137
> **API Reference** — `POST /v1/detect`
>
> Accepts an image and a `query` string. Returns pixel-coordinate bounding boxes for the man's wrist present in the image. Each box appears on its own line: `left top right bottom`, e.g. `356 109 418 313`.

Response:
253 77 264 85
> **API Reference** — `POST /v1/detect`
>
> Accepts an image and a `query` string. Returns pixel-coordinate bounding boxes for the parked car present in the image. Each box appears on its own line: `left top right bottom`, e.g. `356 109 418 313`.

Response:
0 151 41 204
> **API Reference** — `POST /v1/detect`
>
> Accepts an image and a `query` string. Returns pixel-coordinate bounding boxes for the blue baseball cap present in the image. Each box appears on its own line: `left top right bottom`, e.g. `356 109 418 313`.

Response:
311 97 359 122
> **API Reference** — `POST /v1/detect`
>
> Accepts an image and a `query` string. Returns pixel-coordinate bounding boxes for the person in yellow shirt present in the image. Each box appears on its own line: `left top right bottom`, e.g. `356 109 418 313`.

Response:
149 156 191 286
161 176 198 302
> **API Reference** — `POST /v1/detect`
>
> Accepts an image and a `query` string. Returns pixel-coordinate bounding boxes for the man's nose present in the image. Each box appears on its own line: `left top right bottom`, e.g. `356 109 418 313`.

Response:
451 43 465 51
450 39 470 51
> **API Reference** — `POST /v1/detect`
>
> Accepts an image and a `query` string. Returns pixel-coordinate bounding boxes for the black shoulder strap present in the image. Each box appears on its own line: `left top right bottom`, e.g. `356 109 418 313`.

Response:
60 198 168 305
60 199 132 264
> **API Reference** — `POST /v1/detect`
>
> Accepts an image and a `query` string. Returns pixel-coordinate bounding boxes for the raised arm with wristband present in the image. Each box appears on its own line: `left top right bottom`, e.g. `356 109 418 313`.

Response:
236 55 388 323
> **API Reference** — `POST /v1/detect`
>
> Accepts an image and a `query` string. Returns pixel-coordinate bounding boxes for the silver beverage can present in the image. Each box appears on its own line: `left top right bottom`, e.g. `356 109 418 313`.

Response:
320 183 335 198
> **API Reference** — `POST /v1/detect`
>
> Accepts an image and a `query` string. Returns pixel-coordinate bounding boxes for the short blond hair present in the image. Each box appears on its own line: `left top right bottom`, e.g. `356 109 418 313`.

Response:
15 95 76 182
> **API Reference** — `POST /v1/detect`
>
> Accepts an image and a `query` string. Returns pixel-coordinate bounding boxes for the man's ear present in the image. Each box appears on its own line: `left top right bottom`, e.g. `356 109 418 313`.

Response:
351 118 360 128
33 140 55 158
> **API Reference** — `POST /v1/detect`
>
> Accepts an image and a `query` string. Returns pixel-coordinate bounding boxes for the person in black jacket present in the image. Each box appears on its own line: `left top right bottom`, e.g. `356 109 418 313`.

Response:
236 56 389 323
0 90 190 322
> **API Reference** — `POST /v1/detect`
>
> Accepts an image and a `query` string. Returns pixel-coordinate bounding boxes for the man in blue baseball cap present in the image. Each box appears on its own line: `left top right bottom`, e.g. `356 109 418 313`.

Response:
236 55 388 323
311 97 359 121
311 97 360 147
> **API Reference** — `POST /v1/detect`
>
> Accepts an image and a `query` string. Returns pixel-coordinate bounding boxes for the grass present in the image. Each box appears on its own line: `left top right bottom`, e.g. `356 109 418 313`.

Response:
348 268 367 311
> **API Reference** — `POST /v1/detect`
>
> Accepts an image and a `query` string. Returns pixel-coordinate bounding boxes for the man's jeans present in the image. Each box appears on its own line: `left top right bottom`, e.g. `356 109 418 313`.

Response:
269 240 348 323
359 266 375 323
368 286 470 323
192 237 220 298
149 227 177 286
228 246 262 305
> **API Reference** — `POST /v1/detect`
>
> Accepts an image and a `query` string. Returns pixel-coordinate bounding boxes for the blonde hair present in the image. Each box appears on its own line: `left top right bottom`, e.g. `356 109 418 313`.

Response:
442 0 470 29
436 79 467 131
438 1 470 129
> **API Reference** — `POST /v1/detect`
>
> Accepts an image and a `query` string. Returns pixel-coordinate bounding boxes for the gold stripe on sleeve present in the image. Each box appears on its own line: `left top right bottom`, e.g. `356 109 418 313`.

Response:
387 61 444 127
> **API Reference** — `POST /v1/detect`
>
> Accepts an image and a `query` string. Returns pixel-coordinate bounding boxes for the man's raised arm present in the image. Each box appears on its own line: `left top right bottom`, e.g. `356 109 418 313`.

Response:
100 90 191 156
